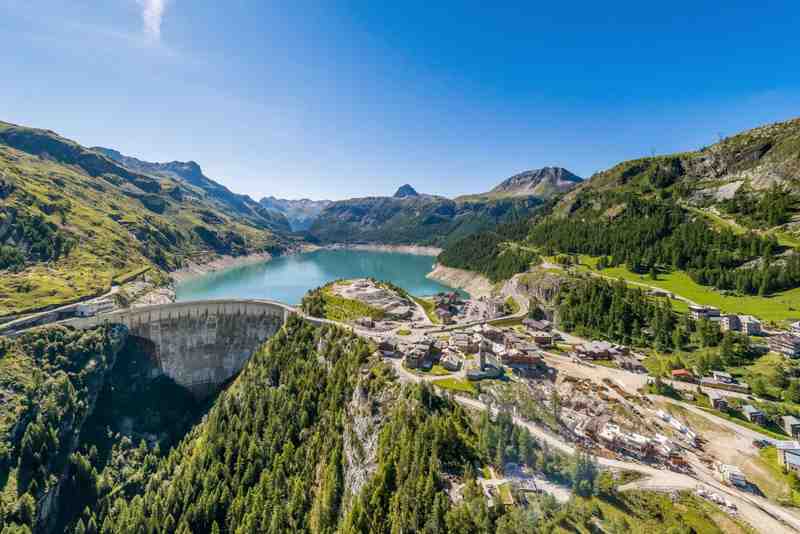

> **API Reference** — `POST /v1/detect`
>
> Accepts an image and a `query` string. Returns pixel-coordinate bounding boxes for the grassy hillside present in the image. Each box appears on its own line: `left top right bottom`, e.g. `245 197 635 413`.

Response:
557 116 800 235
0 120 290 316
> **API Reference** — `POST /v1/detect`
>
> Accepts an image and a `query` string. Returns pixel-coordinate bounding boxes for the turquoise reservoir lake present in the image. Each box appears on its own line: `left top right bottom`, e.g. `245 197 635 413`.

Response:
175 249 463 305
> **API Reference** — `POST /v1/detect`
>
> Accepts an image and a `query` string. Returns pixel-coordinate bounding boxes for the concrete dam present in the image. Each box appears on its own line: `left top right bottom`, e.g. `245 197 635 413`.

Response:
64 299 299 397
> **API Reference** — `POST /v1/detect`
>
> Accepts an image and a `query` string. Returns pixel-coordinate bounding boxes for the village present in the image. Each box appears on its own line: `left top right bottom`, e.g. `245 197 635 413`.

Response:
332 280 800 523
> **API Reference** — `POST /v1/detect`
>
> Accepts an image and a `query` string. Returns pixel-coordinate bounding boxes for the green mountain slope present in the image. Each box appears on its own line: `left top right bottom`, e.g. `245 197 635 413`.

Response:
309 188 546 247
93 147 291 233
309 168 581 246
0 325 127 532
439 117 800 319
0 120 290 317
557 116 800 231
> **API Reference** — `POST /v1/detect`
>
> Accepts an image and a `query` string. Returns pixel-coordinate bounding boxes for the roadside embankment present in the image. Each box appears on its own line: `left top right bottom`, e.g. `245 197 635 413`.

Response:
426 263 493 299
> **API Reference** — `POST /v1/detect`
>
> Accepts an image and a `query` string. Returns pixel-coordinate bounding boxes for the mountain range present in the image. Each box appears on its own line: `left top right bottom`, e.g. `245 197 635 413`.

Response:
305 167 581 246
2 114 798 317
258 196 332 232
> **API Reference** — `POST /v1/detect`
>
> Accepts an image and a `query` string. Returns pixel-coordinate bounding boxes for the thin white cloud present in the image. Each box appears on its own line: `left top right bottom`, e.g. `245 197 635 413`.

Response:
137 0 167 41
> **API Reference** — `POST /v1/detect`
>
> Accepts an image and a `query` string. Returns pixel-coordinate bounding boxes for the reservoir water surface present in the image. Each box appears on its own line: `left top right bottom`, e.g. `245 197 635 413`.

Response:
175 249 463 305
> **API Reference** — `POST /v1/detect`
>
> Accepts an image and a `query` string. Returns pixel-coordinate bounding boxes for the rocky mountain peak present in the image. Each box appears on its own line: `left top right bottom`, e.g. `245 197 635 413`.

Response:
490 167 582 198
394 184 418 198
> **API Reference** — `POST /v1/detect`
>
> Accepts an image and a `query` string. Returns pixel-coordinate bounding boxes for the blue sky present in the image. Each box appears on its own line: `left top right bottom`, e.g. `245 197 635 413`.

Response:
1 1 799 200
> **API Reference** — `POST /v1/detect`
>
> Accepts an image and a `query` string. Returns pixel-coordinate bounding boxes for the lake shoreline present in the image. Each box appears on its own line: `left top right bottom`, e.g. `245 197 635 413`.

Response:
169 242 440 286
169 243 315 284
169 244 458 305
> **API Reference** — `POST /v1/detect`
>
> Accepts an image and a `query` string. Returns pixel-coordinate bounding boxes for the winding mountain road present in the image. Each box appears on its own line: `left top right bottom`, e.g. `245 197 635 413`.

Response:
388 356 800 533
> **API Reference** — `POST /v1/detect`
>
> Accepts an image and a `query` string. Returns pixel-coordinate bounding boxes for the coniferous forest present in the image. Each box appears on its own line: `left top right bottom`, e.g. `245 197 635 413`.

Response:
441 195 800 295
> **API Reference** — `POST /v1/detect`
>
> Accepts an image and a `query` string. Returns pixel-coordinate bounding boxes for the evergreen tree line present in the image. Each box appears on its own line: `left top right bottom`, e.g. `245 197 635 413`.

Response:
558 277 758 369
0 326 120 534
529 197 797 295
719 184 797 228
70 317 602 534
438 220 539 282
0 209 74 270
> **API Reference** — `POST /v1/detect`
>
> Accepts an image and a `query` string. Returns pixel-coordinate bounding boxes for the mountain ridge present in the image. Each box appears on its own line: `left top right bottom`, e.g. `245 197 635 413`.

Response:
0 120 289 316
93 146 291 233
259 195 332 232
490 166 582 197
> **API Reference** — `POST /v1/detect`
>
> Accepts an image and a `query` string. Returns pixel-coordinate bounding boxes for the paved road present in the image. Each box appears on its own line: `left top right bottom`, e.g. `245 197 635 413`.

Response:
0 285 121 334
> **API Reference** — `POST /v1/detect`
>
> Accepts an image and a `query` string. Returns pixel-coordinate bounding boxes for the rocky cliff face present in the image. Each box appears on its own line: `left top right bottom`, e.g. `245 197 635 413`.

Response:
515 271 566 309
342 377 389 503
393 184 418 198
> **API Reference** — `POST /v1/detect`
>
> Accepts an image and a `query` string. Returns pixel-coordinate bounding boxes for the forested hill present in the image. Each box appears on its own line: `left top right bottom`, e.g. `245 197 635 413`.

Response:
0 120 291 316
39 317 735 534
439 117 800 292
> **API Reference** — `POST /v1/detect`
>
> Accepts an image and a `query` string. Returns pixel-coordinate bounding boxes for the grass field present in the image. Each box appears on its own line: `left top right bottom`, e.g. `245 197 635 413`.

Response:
412 296 441 324
504 296 520 314
424 364 451 376
488 316 525 327
560 493 754 534
497 482 514 505
576 255 800 323
432 378 477 395
737 447 800 507
320 286 386 322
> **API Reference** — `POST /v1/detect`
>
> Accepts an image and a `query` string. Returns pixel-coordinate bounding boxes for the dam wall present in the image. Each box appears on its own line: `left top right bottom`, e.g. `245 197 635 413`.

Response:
62 300 295 396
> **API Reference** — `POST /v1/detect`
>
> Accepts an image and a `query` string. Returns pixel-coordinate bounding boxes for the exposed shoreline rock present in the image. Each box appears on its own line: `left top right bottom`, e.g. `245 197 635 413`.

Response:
321 243 443 256
170 252 275 284
426 263 493 299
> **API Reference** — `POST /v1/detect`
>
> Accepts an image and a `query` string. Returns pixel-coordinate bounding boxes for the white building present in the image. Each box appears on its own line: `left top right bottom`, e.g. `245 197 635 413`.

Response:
739 315 762 335
719 464 747 487
75 299 115 317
